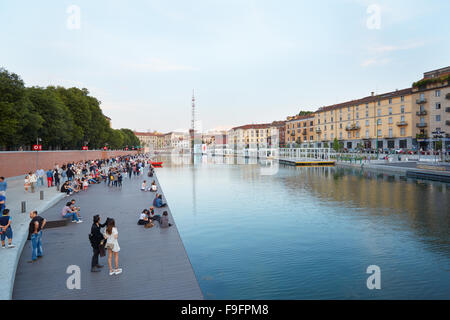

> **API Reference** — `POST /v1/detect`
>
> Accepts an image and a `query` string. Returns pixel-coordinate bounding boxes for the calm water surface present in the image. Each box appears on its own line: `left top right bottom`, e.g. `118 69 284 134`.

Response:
156 155 450 299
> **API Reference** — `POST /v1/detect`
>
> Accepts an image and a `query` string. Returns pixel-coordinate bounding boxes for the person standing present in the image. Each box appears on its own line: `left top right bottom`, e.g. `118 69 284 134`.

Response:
0 177 7 196
46 169 54 187
104 218 122 275
89 215 107 272
36 169 45 187
29 172 37 193
53 168 61 189
28 210 46 263
0 192 6 216
1 209 15 248
24 175 31 193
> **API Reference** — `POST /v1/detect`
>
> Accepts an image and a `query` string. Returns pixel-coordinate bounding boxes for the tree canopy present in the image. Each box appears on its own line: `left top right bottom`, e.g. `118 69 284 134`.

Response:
0 68 140 150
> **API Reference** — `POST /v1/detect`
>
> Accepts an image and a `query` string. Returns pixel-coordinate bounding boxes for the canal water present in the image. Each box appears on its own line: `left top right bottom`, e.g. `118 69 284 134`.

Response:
156 155 450 299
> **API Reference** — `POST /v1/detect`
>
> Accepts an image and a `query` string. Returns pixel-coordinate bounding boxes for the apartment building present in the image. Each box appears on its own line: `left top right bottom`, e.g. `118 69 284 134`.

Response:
163 132 190 149
411 66 450 151
134 131 164 151
314 88 413 150
285 115 315 147
228 122 284 149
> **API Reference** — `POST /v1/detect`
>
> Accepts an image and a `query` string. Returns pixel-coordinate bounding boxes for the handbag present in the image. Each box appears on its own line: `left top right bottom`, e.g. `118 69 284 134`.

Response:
99 243 106 257
105 242 114 250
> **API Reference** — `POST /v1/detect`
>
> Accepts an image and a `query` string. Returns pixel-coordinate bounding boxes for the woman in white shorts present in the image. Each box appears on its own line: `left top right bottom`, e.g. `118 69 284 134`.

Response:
104 218 122 275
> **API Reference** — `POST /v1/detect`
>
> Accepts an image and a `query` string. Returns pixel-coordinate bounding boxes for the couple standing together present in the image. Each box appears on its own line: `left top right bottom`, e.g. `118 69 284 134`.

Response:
90 215 122 276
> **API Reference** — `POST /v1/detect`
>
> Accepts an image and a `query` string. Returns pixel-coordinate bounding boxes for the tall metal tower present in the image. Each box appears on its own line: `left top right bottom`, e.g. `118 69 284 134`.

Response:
191 89 196 133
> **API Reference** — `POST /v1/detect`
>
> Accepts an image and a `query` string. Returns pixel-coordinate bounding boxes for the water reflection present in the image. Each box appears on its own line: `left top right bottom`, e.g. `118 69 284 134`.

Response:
155 154 450 299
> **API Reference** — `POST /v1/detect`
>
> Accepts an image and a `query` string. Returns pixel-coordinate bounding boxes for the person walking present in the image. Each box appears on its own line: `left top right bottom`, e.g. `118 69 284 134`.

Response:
53 168 60 190
28 210 46 263
89 215 107 272
104 218 122 275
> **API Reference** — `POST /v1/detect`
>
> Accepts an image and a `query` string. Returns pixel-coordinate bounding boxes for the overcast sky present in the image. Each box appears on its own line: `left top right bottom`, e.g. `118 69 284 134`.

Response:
1 0 449 132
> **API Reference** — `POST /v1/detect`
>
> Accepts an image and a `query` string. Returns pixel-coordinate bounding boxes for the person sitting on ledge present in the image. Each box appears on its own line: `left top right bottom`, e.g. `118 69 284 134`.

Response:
150 181 157 192
60 181 72 195
153 194 167 208
61 202 82 223
160 211 172 228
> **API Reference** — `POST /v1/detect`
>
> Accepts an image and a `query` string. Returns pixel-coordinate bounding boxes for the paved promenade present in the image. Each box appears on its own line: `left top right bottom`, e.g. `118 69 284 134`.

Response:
11 169 203 300
0 176 65 300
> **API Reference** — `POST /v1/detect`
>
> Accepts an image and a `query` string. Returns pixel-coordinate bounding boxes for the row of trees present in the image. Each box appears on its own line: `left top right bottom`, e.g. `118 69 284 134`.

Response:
0 68 140 150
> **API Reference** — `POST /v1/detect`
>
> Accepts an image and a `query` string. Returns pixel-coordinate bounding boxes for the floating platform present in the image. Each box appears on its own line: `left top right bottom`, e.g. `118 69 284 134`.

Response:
278 159 336 167
406 169 450 183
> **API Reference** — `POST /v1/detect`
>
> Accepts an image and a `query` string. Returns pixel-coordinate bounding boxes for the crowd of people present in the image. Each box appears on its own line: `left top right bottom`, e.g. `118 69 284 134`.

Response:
2 153 177 278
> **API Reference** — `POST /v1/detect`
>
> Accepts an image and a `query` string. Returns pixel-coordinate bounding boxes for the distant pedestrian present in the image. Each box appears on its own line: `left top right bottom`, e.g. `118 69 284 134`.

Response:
0 177 7 196
36 169 45 187
0 192 5 216
24 175 31 192
46 169 54 187
104 218 122 275
29 172 37 193
27 210 46 263
89 214 107 272
1 209 15 248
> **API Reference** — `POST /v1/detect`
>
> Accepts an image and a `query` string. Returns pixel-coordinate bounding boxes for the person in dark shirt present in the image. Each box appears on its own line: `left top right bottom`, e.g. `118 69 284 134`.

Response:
89 215 107 272
28 210 46 263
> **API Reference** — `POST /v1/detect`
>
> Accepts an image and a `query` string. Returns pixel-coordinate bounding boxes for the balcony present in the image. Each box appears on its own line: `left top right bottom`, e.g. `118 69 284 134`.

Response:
345 124 361 131
416 123 427 128
315 128 322 133
416 98 427 104
396 121 408 127
416 110 427 116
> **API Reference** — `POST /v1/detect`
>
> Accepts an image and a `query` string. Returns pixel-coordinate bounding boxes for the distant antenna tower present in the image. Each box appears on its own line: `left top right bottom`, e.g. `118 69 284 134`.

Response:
191 89 196 133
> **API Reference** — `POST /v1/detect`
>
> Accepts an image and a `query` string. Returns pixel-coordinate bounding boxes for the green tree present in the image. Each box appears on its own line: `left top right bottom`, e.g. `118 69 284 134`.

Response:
332 138 340 152
27 87 76 149
0 68 43 149
298 110 313 116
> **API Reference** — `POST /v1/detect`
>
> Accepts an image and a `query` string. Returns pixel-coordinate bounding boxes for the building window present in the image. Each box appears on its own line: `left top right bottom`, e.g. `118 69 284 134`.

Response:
400 128 405 136
366 111 369 118
331 133 334 139
318 119 320 124
389 98 392 104
348 107 350 112
436 102 441 110
340 132 343 139
310 136 313 141
310 121 313 126
377 129 382 136
401 115 405 122
356 112 359 119
324 134 327 140
436 90 441 97
356 132 359 138
388 107 392 115
388 128 393 138
340 117 342 121
339 123 342 129
377 109 381 116
366 103 369 108
330 125 333 130
331 117 334 122
399 139 407 148
348 132 351 138
388 117 393 124
378 100 381 106
347 114 350 120
365 130 369 138
377 119 381 125
401 105 405 114
401 96 404 102
436 115 441 121
365 120 369 126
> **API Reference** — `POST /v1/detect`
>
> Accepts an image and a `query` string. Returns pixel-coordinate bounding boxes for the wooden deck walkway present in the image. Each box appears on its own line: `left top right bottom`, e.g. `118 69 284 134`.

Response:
12 169 203 300
278 158 336 167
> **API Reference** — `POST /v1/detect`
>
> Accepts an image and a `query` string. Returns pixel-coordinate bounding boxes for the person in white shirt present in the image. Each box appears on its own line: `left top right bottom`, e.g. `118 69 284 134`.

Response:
140 180 148 191
104 219 122 275
150 181 157 192
28 172 37 193
24 175 30 193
